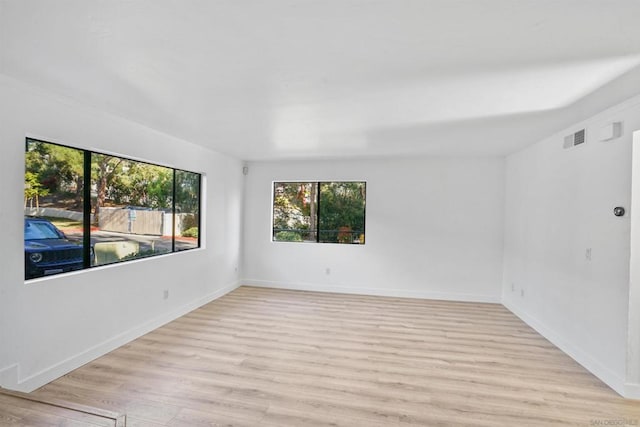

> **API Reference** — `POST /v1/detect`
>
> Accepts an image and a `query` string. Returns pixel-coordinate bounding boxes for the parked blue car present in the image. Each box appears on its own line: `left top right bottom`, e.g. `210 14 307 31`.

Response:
24 217 84 279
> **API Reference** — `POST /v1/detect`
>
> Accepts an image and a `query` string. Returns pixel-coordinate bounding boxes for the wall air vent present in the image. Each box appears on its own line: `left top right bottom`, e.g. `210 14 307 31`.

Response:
563 129 586 149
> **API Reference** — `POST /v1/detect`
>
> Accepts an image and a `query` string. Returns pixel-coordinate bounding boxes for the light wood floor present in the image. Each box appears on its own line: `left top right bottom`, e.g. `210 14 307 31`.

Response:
27 286 640 426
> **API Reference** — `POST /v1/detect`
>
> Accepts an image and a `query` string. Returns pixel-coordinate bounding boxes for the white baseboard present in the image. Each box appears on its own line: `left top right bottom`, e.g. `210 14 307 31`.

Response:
3 280 240 393
0 364 19 390
502 297 627 398
624 383 640 400
242 279 501 303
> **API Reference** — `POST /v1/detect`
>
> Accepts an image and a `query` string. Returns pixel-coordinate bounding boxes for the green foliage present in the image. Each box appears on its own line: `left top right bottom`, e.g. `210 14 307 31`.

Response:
24 171 49 201
182 227 199 238
181 214 199 233
176 171 200 214
98 158 173 209
26 141 83 193
25 141 201 236
275 231 302 242
121 248 154 260
318 182 366 243
272 181 365 244
25 140 83 209
119 245 171 261
273 182 315 233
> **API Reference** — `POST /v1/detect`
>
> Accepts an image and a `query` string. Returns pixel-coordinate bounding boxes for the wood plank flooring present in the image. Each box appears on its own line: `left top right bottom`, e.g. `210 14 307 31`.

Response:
25 286 640 426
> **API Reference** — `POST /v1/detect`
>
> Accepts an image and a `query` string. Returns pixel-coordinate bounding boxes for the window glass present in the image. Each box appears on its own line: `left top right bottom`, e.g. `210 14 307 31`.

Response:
319 182 366 244
175 170 201 251
272 181 365 244
25 138 202 280
91 154 174 265
273 182 318 242
24 140 85 279
24 221 63 240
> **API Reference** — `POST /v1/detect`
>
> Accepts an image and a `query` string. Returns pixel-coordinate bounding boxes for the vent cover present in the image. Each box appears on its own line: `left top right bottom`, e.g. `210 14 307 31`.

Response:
563 129 586 149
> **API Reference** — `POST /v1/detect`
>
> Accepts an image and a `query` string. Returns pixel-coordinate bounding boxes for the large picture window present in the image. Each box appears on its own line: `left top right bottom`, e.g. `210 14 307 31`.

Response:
272 181 366 244
24 138 201 280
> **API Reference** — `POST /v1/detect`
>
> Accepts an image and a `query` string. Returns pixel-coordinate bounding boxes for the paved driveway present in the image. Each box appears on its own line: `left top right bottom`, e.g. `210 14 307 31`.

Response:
66 229 196 253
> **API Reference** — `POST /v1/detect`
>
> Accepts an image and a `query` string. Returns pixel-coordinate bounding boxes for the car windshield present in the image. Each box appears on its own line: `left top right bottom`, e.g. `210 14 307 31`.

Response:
24 220 62 240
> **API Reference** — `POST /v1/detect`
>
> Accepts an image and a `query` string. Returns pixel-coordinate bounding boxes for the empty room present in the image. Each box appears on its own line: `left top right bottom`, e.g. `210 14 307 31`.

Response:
3 0 640 425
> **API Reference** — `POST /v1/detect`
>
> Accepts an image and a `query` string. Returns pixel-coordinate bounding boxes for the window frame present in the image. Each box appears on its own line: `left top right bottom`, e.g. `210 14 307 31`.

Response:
24 137 202 281
272 180 366 245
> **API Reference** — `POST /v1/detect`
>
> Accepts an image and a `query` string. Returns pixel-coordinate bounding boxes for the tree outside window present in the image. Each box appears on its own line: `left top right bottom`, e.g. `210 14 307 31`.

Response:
272 181 365 244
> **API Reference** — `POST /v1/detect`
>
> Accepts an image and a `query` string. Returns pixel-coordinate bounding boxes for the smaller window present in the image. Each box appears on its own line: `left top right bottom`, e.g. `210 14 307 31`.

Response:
272 181 366 244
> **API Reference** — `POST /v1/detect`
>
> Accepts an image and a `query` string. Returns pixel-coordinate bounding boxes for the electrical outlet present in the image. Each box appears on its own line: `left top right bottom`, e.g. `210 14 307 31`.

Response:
325 268 331 275
585 248 592 261
163 290 169 300
520 289 525 297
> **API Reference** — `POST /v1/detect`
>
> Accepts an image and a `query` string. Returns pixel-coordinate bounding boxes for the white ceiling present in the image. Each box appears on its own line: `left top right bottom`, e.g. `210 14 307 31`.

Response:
2 0 640 161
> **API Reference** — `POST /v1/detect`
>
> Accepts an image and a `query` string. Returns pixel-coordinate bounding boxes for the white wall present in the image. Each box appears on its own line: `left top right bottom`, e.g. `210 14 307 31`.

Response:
629 131 640 394
503 94 640 397
242 157 505 302
0 75 244 392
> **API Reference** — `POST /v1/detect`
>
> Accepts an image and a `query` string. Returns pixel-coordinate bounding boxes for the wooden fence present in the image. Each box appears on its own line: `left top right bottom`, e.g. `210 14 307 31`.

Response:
98 208 195 236
99 208 164 236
